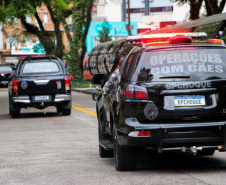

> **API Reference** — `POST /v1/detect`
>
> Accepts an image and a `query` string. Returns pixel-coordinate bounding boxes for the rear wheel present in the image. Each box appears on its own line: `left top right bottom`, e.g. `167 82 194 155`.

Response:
98 114 113 158
9 99 20 118
113 126 137 171
9 98 11 115
62 108 71 115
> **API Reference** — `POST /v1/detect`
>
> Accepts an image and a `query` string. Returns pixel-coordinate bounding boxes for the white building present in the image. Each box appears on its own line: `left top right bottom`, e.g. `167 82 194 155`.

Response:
93 0 175 29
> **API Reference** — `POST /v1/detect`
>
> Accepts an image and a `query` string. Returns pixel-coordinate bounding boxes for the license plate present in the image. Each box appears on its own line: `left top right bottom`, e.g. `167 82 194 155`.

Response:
174 96 205 106
35 95 49 101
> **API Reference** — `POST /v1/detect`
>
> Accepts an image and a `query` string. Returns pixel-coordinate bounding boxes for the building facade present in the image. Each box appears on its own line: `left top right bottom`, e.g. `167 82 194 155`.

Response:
0 5 70 65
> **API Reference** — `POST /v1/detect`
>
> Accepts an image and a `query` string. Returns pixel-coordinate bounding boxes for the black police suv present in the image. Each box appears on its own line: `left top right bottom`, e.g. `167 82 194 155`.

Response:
0 65 13 87
91 33 226 171
8 56 71 118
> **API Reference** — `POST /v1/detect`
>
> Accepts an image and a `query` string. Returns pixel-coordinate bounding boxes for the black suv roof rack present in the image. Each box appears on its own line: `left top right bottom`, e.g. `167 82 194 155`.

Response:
23 55 58 62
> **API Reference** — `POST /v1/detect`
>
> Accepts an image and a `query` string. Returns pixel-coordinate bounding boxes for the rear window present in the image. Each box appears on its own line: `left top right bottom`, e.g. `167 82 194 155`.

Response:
22 61 60 74
0 66 13 72
136 48 226 81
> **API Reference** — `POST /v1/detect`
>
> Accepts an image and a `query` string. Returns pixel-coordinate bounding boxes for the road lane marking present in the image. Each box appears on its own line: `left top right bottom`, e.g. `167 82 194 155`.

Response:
72 105 97 117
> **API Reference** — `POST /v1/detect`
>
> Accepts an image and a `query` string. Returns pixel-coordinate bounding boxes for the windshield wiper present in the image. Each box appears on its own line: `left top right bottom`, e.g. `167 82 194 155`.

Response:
159 75 190 79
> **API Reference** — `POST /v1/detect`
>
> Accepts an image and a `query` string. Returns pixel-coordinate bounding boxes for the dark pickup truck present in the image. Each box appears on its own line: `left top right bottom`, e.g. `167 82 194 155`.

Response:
8 56 72 118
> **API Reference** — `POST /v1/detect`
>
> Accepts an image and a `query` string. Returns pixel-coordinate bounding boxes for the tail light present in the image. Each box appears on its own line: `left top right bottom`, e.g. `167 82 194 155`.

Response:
13 80 18 93
128 130 151 137
1 72 8 75
124 85 148 99
64 77 71 91
137 130 151 136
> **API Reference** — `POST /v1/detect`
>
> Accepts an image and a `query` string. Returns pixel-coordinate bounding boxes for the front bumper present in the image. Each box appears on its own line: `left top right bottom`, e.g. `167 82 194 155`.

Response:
116 118 226 151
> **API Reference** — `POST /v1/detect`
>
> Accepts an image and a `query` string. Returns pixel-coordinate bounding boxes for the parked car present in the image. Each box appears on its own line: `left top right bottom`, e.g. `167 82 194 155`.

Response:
0 65 13 87
8 56 72 118
91 33 226 171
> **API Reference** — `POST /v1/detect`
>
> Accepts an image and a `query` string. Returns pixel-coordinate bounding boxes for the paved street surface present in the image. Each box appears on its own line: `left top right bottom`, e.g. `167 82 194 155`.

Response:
0 87 226 185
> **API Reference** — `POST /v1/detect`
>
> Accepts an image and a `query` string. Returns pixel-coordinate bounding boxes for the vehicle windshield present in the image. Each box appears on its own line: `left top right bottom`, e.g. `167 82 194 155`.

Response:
136 48 226 81
21 61 61 75
0 66 13 72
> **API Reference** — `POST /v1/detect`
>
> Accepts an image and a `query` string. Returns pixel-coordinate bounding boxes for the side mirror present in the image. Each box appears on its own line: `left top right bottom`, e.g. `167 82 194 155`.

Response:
92 88 102 101
91 73 105 86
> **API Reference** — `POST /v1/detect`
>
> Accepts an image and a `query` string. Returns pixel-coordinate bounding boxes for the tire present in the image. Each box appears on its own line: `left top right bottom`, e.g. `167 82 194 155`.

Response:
98 115 113 158
9 98 11 115
56 106 62 113
197 150 215 156
62 108 71 115
11 110 20 118
113 126 137 171
9 100 20 118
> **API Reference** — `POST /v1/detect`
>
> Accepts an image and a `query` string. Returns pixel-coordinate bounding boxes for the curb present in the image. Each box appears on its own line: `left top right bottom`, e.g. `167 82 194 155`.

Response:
72 88 94 95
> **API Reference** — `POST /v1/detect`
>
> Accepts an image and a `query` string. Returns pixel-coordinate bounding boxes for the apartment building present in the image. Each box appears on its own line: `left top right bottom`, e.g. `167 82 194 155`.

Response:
0 5 70 64
123 0 174 27
94 0 174 27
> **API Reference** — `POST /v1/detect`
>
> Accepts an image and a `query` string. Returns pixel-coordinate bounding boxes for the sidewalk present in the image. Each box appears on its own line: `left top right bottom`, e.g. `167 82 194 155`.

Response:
72 87 95 95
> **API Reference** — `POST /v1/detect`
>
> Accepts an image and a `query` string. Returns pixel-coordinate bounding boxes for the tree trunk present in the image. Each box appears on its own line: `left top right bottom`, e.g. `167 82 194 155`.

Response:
190 0 203 20
204 0 226 16
80 0 94 77
20 16 55 55
46 3 64 59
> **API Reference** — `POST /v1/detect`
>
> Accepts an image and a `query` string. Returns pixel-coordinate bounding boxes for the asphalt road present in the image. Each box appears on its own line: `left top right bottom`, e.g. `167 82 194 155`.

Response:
0 87 226 185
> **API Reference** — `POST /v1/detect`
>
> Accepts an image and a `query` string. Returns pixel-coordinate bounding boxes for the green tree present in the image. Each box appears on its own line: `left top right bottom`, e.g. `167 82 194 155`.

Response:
0 0 67 58
173 0 204 20
62 0 94 81
0 0 94 81
204 0 226 16
98 21 112 43
173 0 226 20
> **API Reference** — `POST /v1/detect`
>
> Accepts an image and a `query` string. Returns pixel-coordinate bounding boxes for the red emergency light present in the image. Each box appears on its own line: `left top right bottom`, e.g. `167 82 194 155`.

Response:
126 32 207 44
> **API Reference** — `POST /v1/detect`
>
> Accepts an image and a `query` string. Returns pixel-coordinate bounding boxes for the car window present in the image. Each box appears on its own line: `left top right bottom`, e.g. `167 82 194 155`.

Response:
193 22 220 39
121 53 141 80
135 48 226 81
0 66 13 72
22 61 60 74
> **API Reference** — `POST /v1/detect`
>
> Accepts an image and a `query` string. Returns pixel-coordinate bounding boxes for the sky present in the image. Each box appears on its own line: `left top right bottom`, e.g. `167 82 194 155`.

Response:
172 3 226 22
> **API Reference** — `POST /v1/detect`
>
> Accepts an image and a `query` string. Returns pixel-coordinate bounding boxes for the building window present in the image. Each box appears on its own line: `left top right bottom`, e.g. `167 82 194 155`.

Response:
26 16 32 23
67 15 72 24
150 6 173 12
128 6 173 14
7 17 18 24
36 37 40 44
128 8 145 14
24 36 33 44
6 37 18 49
44 13 48 23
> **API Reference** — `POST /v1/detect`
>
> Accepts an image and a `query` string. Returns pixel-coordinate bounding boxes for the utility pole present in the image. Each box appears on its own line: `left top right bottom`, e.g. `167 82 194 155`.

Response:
127 0 132 36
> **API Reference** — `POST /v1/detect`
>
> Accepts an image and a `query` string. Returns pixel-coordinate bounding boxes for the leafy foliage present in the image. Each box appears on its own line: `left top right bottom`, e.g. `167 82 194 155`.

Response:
173 0 226 20
0 0 94 82
98 21 112 43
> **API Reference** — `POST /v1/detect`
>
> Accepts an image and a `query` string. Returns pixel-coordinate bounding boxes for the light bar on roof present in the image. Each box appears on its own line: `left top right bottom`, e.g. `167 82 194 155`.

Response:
126 32 207 41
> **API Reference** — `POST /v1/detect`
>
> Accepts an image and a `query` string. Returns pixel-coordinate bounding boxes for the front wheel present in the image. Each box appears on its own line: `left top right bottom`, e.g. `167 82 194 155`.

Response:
62 108 71 115
113 126 137 171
